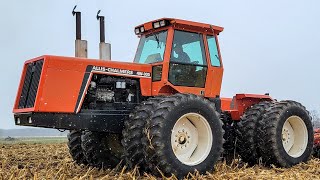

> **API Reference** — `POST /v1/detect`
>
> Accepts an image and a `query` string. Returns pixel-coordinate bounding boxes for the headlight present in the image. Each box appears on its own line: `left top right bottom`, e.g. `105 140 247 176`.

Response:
16 118 20 124
153 22 161 29
140 26 145 33
135 28 140 35
160 20 166 27
28 117 32 123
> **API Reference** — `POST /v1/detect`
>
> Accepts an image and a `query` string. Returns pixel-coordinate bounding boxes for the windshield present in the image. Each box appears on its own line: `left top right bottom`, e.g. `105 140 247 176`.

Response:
134 30 168 64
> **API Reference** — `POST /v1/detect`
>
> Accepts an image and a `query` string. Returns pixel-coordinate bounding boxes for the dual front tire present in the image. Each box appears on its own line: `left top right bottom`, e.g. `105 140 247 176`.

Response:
67 94 224 179
67 130 87 165
67 130 122 169
142 94 224 178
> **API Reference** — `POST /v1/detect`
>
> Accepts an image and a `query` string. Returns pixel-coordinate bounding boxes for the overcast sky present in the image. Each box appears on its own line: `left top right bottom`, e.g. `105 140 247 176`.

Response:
1 0 320 129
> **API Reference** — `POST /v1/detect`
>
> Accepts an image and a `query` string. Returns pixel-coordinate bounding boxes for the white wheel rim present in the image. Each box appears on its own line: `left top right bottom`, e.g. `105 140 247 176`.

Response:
282 116 308 158
171 113 212 166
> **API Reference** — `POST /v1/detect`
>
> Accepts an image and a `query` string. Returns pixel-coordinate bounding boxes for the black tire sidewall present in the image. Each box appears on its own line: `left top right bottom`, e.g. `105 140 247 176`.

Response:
275 106 314 165
159 98 223 176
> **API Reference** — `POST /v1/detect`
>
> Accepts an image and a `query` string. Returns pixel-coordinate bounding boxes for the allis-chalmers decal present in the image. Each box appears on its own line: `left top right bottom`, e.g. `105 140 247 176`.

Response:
90 66 151 78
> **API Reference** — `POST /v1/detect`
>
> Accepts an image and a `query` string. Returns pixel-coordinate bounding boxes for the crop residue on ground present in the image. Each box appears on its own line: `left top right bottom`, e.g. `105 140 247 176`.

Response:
0 143 320 179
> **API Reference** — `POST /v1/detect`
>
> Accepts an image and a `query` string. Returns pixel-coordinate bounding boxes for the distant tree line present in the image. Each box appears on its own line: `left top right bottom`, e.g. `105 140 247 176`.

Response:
311 110 320 128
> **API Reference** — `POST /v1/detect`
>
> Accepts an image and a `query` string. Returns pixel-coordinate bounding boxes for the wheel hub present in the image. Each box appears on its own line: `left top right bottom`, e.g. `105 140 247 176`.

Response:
174 130 190 148
178 133 187 144
282 128 291 145
282 116 308 158
171 113 213 166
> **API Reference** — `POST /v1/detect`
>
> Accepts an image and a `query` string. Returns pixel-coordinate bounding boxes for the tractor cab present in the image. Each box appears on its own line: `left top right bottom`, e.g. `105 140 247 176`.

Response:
133 18 224 97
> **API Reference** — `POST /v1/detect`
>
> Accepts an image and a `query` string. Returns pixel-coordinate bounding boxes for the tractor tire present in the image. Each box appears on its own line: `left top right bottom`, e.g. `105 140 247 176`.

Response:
221 113 237 164
314 147 320 158
144 94 224 178
81 131 122 169
67 130 87 165
122 97 161 171
258 100 314 167
236 101 273 166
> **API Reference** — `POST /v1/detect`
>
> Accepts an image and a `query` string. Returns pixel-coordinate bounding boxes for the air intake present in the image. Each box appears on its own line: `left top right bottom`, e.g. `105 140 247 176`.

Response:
18 60 43 108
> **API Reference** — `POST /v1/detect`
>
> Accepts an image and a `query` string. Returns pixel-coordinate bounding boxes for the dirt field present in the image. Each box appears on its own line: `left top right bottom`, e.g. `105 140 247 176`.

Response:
0 142 320 180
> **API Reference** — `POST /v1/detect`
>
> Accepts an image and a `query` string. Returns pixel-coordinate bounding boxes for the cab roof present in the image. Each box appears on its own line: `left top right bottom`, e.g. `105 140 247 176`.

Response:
135 18 224 35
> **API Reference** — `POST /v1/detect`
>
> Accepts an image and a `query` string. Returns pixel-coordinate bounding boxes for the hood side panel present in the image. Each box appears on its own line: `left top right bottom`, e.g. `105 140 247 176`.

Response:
14 55 153 113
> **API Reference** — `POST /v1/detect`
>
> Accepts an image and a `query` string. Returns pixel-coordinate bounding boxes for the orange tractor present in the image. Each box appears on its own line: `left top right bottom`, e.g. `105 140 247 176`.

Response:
13 13 315 178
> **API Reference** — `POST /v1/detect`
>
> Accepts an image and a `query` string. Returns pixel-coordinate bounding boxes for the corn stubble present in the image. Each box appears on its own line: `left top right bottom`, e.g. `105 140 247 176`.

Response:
0 143 319 180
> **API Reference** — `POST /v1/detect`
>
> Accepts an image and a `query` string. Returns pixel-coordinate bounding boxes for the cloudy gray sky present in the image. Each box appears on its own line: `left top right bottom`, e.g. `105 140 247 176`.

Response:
1 0 319 129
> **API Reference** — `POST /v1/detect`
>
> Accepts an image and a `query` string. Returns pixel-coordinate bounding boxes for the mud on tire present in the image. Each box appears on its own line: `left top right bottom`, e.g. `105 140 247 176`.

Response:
121 98 160 170
81 131 122 169
236 101 273 166
143 94 224 178
258 100 314 167
67 130 87 165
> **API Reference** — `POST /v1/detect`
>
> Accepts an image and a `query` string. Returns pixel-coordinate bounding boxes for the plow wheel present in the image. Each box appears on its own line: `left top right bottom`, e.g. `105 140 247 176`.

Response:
67 130 88 165
81 131 123 169
143 94 224 178
236 101 273 166
258 100 314 167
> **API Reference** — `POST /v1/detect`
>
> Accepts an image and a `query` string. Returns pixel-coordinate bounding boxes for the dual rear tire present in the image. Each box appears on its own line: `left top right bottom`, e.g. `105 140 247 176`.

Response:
237 100 314 167
236 101 272 166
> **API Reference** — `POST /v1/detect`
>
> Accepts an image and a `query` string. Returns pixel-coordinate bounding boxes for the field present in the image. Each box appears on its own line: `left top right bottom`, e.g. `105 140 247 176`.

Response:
0 138 320 180
0 137 67 144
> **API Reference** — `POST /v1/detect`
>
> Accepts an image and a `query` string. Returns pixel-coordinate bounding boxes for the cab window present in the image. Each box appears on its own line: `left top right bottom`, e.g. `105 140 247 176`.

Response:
207 35 221 67
170 31 206 65
134 31 168 64
169 30 207 88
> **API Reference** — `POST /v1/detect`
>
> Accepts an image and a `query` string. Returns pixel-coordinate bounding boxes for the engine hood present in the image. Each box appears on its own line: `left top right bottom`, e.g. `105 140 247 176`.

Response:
42 55 153 79
14 55 153 113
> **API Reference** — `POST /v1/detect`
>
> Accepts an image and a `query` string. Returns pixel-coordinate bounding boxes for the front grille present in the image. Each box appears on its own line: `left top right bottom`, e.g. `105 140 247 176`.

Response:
18 60 44 108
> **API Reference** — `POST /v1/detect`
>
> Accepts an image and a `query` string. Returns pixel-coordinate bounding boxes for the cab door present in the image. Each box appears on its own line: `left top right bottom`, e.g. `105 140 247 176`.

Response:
167 30 208 94
203 35 224 97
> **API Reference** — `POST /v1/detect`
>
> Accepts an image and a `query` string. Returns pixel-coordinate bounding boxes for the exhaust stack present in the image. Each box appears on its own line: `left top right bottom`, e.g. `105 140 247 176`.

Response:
97 10 111 60
72 6 88 58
